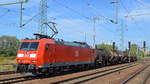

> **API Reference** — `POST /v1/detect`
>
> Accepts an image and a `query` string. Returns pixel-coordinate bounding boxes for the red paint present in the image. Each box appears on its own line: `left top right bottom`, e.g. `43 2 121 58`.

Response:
16 39 95 68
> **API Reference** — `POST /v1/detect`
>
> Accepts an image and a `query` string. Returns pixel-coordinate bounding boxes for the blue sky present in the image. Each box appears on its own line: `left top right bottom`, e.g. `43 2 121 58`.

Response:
0 0 150 50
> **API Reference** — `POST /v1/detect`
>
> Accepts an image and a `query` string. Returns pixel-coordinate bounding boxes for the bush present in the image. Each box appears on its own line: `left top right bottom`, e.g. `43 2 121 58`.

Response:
0 36 19 57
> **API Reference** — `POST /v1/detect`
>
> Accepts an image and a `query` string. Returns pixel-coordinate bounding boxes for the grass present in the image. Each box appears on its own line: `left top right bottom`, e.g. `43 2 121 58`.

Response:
0 56 16 72
0 56 16 64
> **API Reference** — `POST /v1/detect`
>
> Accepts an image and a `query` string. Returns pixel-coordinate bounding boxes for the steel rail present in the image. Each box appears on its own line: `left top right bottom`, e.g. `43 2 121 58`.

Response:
51 63 138 84
120 64 150 84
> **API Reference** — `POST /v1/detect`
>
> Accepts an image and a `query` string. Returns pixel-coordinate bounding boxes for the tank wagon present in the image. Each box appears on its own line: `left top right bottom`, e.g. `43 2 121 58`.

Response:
16 34 137 74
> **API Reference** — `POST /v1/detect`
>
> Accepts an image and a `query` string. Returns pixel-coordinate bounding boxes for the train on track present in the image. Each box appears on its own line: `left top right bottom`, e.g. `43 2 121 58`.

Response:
16 34 137 74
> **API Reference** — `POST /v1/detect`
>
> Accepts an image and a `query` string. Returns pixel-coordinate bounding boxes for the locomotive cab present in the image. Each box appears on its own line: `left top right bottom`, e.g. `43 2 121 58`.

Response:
16 38 55 74
17 41 39 63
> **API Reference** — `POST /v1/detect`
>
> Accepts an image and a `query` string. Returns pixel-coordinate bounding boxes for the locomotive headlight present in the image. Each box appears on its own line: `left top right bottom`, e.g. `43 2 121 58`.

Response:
17 60 23 62
30 54 36 58
17 54 24 57
31 60 36 63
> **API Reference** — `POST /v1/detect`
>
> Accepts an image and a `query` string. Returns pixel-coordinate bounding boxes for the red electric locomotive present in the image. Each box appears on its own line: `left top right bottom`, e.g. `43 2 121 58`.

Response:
16 21 137 74
16 34 95 74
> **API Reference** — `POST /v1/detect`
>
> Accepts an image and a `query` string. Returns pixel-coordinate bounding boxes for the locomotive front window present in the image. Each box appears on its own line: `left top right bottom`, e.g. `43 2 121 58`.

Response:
20 42 39 50
20 42 30 50
30 42 39 50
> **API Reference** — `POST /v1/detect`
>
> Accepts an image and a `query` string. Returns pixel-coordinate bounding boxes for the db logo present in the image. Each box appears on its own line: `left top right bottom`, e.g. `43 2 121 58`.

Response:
75 51 79 57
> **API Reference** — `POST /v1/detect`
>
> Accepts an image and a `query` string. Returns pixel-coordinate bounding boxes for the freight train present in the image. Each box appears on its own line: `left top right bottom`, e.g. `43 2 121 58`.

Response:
16 34 137 74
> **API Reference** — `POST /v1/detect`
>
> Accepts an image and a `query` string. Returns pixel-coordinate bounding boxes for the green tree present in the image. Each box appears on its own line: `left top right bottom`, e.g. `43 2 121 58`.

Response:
0 36 19 57
96 43 118 51
126 44 144 58
130 44 138 54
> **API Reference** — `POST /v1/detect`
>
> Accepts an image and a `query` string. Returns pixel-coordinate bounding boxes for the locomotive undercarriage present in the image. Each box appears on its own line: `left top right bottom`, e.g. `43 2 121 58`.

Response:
16 64 37 74
16 56 137 74
16 63 96 74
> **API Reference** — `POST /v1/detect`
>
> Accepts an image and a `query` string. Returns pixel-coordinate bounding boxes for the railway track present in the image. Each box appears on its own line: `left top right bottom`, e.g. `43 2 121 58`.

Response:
0 63 137 84
0 63 16 75
50 63 139 84
141 72 150 84
120 64 150 84
0 71 16 75
0 75 38 84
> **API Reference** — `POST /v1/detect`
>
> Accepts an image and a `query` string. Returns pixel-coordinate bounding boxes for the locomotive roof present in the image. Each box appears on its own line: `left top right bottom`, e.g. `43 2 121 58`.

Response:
22 38 90 48
55 39 90 48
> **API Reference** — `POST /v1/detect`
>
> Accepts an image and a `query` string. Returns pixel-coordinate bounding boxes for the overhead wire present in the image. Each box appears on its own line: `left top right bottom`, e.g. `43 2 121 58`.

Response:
52 0 116 35
0 1 41 39
132 0 150 19
0 8 10 17
119 0 142 47
126 13 150 17
120 0 149 40
49 0 89 39
0 7 23 26
21 14 39 27
132 0 142 13
52 0 90 20
136 0 150 8
87 3 108 19
97 23 116 34
87 2 117 24
133 0 150 16
120 0 143 31
0 0 40 27
0 6 27 16
133 0 148 10
86 2 117 34
0 7 18 25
